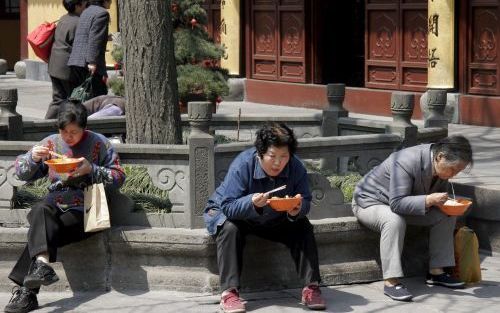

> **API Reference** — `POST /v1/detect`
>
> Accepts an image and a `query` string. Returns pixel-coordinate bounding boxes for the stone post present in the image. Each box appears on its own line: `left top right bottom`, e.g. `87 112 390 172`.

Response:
0 89 23 140
0 59 7 75
320 84 348 172
187 101 215 229
386 92 417 147
424 89 448 128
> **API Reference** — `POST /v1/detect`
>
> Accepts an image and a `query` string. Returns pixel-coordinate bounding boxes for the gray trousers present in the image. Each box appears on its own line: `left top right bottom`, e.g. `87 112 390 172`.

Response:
352 201 456 279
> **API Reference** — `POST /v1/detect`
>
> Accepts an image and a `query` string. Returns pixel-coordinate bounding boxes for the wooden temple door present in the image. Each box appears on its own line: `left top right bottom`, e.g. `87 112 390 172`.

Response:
248 0 306 83
365 0 428 91
202 0 222 43
465 1 500 96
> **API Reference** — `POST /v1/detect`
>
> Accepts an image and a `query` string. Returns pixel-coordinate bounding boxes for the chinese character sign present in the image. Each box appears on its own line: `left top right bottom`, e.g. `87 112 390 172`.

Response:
427 0 455 89
220 0 241 75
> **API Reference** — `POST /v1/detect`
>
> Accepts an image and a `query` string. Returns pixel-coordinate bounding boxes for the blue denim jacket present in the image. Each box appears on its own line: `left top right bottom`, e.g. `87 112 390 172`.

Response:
203 147 312 235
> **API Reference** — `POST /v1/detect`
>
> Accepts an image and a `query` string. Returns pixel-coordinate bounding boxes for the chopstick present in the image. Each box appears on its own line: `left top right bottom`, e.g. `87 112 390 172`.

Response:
450 182 456 200
264 185 286 197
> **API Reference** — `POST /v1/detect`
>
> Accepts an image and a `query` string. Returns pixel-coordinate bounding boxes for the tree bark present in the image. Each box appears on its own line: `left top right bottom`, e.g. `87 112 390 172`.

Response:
119 0 182 144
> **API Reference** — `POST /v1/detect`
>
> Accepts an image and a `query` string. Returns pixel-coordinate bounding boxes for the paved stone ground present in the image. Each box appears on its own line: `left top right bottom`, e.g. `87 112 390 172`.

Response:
0 252 499 312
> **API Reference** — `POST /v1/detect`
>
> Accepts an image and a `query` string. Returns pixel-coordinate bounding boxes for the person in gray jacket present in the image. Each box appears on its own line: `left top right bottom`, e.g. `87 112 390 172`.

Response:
45 0 88 119
67 0 112 98
352 135 473 301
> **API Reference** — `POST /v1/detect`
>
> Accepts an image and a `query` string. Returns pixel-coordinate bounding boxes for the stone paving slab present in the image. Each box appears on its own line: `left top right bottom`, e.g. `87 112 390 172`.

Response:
1 253 499 312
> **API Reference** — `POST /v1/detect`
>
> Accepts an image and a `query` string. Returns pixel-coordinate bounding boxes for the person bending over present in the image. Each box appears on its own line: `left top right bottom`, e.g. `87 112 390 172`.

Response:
352 135 473 301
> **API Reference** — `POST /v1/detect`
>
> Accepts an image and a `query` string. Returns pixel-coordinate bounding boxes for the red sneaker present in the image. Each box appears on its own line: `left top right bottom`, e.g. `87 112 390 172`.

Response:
220 289 246 313
301 285 326 310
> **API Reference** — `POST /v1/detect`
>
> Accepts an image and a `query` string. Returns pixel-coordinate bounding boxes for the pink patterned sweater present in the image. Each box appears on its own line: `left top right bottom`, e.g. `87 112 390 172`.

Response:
15 130 126 212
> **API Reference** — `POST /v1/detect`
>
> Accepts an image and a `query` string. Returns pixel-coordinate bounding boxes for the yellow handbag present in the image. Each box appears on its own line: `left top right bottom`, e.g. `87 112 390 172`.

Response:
452 226 481 284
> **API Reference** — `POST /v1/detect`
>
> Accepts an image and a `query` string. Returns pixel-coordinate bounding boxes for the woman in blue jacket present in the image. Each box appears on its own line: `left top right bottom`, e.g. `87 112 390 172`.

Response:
204 122 326 313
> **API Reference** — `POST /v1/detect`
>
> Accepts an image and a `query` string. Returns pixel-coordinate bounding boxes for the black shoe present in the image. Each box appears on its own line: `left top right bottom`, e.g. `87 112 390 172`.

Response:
426 272 465 289
23 260 59 289
4 286 38 313
383 284 413 302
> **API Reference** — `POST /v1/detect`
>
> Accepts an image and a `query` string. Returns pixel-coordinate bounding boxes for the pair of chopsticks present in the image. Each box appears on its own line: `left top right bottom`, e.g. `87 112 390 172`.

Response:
264 185 286 197
449 182 456 200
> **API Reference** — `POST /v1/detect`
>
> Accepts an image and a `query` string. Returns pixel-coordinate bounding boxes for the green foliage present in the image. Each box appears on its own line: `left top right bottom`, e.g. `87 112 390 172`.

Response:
303 161 362 202
13 166 171 213
214 134 234 144
172 0 229 103
173 0 208 26
120 166 171 213
13 178 51 209
177 64 229 102
174 29 224 64
326 173 362 202
111 45 123 64
107 76 125 96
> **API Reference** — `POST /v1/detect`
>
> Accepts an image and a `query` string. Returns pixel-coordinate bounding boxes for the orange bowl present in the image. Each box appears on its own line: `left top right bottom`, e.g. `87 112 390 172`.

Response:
440 198 472 216
267 196 301 212
44 158 81 173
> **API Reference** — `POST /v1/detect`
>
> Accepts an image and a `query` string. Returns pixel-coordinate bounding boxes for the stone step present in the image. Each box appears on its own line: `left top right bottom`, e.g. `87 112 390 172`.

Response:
0 217 427 293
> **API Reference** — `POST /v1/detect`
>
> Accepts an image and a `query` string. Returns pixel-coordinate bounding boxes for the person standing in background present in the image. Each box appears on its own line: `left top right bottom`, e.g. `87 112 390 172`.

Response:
45 0 89 119
68 0 112 99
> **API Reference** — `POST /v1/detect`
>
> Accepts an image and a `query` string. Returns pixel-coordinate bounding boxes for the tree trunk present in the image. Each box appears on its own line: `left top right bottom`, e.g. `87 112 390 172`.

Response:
119 0 182 144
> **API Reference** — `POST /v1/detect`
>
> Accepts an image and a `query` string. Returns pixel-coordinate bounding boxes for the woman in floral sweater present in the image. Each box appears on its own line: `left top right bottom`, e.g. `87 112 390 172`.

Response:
5 99 125 313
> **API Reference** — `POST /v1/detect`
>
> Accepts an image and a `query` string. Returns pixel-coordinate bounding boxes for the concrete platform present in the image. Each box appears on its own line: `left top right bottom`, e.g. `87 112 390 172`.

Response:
0 218 385 293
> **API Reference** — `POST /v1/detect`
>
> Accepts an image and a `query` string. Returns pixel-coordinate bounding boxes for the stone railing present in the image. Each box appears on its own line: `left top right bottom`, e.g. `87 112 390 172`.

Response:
0 86 448 144
0 85 450 229
0 101 403 229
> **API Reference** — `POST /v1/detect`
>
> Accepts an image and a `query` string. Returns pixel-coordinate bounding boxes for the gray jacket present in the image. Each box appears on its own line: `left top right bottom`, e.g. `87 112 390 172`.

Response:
48 13 79 80
353 144 447 216
68 5 109 76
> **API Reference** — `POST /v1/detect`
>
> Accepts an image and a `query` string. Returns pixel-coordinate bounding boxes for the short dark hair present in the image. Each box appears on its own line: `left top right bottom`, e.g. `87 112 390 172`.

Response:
431 135 473 169
57 99 88 129
88 0 108 6
254 122 298 158
62 0 86 13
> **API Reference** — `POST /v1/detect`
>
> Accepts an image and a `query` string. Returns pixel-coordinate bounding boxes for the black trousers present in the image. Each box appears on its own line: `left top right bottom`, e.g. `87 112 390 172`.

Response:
8 201 91 287
45 76 76 119
215 217 321 291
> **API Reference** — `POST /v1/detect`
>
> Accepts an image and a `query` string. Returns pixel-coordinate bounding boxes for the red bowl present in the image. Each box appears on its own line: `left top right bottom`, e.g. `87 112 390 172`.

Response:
267 196 301 212
44 158 81 173
440 198 472 216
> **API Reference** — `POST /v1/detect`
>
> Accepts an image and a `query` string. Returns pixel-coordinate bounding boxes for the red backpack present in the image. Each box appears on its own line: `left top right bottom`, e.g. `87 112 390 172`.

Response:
26 21 57 63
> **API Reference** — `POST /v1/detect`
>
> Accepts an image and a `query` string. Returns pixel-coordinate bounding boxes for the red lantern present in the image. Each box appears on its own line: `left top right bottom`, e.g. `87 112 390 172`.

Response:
216 96 222 103
171 2 178 12
190 18 198 29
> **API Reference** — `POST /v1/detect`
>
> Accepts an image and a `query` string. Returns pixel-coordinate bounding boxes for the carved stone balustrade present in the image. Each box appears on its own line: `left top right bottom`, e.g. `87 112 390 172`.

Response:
0 89 22 140
424 89 448 128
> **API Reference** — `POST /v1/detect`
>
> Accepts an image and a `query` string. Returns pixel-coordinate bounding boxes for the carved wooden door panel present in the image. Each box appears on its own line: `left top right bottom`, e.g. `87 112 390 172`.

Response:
365 0 427 91
250 0 306 82
202 0 222 43
467 1 499 96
